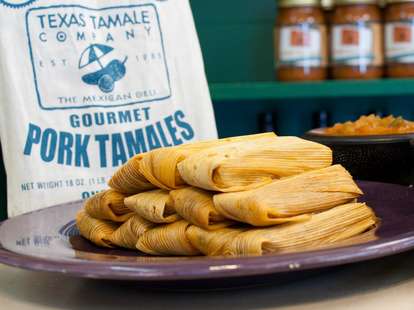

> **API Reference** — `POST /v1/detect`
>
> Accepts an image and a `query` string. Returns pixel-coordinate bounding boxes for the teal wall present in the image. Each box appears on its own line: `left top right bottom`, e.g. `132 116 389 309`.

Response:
190 0 276 83
213 97 414 138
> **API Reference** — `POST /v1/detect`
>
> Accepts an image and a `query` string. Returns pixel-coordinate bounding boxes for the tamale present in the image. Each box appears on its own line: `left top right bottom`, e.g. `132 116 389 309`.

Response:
124 189 181 224
108 154 155 194
139 133 277 190
84 190 133 222
213 165 362 226
170 187 234 230
223 202 377 256
177 136 332 192
136 220 201 256
186 226 246 256
110 215 155 249
76 210 119 248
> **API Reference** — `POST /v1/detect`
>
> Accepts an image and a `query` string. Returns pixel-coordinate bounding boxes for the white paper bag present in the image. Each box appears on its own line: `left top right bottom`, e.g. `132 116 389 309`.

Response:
0 0 217 217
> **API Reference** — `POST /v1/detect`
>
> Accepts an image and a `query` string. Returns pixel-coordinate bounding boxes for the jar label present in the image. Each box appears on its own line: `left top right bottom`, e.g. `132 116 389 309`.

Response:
386 22 414 63
275 24 327 67
332 23 383 66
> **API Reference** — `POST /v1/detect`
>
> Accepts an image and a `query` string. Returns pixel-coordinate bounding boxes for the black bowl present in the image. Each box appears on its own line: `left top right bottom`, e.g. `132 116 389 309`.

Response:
303 129 414 186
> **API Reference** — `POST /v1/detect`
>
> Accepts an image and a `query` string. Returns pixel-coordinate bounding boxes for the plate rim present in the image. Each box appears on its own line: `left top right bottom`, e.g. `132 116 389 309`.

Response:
1 182 414 281
1 231 414 281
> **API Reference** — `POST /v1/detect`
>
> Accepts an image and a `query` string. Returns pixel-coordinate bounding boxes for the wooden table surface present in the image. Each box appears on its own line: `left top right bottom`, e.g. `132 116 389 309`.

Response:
1 250 414 309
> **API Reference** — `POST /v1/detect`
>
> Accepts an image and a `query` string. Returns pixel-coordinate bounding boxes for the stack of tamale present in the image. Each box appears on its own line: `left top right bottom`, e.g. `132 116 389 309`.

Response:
76 133 377 257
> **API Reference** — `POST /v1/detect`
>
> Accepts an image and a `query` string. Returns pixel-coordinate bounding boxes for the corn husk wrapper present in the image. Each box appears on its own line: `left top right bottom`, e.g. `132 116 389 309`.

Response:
177 136 332 193
84 190 133 222
139 133 277 190
302 224 379 251
170 187 234 230
223 203 377 256
136 220 200 256
124 189 180 224
213 165 362 226
186 226 246 256
110 215 156 249
76 210 120 248
108 154 155 194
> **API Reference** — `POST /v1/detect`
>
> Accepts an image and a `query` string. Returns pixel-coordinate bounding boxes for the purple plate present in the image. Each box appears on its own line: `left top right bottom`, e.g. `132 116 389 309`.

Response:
1 181 414 285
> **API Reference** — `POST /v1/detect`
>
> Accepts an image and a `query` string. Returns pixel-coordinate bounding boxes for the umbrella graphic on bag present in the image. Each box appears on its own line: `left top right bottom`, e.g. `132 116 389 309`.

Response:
79 44 128 93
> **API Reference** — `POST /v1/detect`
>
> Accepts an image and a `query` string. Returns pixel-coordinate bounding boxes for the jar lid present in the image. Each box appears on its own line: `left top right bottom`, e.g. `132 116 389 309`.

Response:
278 0 321 7
334 0 378 4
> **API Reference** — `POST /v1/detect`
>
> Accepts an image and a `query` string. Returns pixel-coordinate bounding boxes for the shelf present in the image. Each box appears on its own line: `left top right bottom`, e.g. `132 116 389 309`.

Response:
209 79 414 101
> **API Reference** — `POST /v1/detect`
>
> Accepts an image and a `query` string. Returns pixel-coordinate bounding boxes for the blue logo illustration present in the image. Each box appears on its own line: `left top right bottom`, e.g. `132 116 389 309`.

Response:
0 0 36 8
26 4 171 110
79 44 128 93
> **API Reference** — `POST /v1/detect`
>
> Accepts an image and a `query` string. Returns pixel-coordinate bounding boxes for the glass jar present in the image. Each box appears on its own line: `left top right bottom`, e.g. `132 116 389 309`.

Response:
331 0 383 79
385 0 414 77
275 0 328 81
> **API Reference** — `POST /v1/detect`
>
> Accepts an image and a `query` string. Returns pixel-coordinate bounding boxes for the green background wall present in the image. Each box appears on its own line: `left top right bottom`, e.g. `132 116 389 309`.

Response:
190 0 276 83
